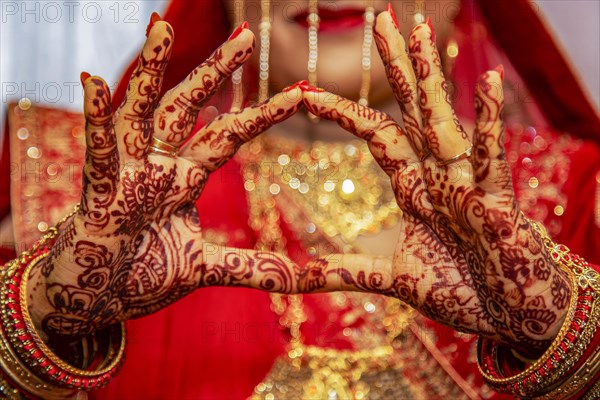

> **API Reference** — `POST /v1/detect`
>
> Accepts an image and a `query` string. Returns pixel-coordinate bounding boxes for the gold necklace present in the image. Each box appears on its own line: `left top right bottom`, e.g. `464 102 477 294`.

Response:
242 136 401 243
238 137 420 399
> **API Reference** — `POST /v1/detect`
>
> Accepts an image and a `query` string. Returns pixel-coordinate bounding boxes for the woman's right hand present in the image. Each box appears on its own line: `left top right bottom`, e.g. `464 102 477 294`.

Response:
26 15 304 339
295 11 571 358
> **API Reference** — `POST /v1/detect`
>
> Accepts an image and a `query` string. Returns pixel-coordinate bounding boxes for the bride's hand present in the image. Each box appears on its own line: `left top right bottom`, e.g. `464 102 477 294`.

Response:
299 11 571 356
27 15 304 338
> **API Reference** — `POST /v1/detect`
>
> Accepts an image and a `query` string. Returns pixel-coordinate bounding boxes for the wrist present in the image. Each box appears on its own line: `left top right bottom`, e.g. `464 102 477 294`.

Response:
1 235 127 397
527 220 574 343
29 209 130 337
478 229 600 398
496 217 574 353
26 257 57 342
25 214 81 340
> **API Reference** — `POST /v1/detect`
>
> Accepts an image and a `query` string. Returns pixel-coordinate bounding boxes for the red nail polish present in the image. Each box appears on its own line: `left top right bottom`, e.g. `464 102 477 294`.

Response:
300 85 325 93
229 21 249 41
387 3 399 30
495 64 504 82
80 71 91 87
146 12 161 37
425 17 436 42
283 80 309 92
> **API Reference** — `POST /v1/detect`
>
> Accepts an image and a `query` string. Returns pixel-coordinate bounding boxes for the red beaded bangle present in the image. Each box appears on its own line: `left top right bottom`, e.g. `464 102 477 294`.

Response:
477 236 600 398
1 243 126 391
0 203 126 397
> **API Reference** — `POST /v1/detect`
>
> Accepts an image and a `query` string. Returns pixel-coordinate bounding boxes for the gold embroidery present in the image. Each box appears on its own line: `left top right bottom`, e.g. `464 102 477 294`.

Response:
239 138 471 399
242 136 400 242
594 172 600 228
7 104 583 399
505 124 581 237
7 103 86 249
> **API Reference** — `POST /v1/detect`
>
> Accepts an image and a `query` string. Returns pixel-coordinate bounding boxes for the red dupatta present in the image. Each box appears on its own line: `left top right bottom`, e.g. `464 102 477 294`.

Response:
111 0 599 142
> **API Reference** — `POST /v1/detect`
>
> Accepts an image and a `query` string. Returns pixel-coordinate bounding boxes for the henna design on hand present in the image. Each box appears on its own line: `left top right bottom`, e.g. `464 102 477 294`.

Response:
26 18 303 338
297 12 571 356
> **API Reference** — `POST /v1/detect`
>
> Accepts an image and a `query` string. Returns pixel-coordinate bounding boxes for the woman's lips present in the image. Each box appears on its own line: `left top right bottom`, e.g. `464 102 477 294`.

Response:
292 6 367 34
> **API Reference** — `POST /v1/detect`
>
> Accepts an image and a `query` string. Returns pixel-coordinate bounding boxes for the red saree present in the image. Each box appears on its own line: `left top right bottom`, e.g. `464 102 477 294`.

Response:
1 0 599 398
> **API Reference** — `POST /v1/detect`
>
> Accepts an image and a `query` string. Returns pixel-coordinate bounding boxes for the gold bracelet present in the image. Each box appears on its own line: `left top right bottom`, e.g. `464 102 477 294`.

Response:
0 374 21 400
582 379 600 400
476 266 579 391
16 252 126 378
542 342 600 399
477 220 600 398
0 203 126 394
1 257 80 398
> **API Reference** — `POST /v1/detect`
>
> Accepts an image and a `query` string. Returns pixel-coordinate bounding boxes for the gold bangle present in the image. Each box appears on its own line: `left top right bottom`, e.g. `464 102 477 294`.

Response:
582 379 600 400
1 267 77 399
0 375 21 400
0 203 126 392
476 266 579 387
477 220 600 398
542 343 600 399
17 253 126 377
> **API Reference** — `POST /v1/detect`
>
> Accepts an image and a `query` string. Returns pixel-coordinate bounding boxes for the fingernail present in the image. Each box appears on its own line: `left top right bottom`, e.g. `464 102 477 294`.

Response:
283 80 309 92
495 64 504 82
146 12 162 37
425 17 436 43
387 3 399 30
299 85 325 93
80 71 91 87
229 21 249 41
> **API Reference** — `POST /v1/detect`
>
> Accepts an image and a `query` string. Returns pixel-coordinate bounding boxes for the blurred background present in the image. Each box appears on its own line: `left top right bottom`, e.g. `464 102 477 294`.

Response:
0 0 598 130
0 0 169 131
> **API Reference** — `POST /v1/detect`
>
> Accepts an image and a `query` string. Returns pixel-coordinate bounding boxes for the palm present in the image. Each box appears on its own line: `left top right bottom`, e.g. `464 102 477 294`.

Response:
123 201 203 319
394 213 476 324
376 16 565 351
390 143 530 336
302 12 570 354
29 19 302 337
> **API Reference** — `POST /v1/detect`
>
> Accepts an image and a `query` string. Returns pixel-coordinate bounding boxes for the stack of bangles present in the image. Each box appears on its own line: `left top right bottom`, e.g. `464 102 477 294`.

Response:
0 206 598 399
0 205 126 399
478 221 600 399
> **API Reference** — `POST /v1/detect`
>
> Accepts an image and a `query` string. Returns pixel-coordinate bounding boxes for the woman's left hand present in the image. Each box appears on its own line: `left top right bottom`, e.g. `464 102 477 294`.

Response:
299 11 571 356
26 19 306 339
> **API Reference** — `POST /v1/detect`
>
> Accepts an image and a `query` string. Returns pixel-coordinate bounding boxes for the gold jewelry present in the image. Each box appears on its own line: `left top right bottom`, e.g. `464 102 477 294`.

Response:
0 374 21 400
148 136 179 157
307 0 320 123
18 254 126 377
307 1 375 110
243 137 401 242
239 138 463 399
583 380 600 400
436 145 473 167
258 0 271 103
544 345 600 399
0 311 76 399
359 1 375 106
418 147 432 162
231 0 245 111
476 266 579 393
0 204 126 396
307 0 319 89
477 221 600 398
